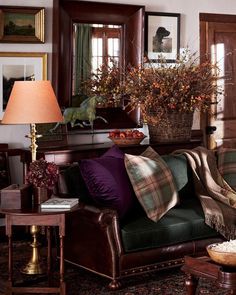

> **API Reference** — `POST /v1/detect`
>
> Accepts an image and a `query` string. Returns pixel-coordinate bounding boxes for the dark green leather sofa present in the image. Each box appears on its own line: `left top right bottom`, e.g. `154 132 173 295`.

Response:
62 152 223 289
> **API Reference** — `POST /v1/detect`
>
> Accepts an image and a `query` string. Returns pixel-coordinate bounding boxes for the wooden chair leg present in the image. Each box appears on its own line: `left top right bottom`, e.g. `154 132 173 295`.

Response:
108 279 121 290
185 274 198 295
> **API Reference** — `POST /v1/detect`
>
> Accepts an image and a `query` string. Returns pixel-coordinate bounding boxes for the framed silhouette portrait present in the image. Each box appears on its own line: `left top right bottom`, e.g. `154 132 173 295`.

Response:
145 12 180 63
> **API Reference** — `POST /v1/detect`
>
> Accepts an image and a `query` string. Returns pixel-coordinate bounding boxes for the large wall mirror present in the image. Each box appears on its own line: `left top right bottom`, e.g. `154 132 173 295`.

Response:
52 0 145 130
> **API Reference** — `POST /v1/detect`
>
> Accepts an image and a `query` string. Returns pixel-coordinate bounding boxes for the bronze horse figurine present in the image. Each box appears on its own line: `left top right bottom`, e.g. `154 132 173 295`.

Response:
50 96 108 132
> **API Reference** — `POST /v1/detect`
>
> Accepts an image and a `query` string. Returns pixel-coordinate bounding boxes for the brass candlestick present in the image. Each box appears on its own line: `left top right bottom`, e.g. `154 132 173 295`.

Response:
21 225 44 274
22 123 44 275
26 123 42 162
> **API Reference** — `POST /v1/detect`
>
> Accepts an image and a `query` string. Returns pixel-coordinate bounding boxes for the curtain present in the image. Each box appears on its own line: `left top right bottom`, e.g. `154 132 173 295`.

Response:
74 24 92 98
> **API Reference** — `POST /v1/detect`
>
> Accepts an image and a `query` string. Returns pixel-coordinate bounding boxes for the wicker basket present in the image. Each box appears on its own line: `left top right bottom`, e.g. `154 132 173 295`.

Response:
148 112 193 143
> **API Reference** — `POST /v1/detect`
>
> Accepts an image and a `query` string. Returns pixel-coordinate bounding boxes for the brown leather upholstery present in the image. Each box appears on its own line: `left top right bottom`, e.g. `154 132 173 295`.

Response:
56 140 223 289
64 202 223 289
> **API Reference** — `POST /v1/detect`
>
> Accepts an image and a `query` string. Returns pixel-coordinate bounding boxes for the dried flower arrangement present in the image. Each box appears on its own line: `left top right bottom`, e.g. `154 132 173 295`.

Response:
26 159 59 189
83 62 122 107
124 51 223 125
83 50 223 126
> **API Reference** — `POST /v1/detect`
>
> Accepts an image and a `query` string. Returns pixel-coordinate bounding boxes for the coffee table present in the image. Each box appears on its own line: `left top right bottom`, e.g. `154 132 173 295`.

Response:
0 205 79 295
181 256 236 295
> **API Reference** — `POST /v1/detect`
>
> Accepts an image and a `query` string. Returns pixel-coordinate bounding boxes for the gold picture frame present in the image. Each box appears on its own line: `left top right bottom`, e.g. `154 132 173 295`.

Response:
0 6 44 43
0 52 47 116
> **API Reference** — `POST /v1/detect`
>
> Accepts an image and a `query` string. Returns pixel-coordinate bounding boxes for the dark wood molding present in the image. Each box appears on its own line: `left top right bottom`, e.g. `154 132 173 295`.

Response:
200 13 236 23
0 144 22 157
200 13 236 61
52 0 145 108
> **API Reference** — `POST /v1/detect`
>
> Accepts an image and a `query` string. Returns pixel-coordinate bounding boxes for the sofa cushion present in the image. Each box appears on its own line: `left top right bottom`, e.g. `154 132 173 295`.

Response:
124 148 179 222
218 147 236 190
162 154 194 199
63 164 94 204
79 145 136 219
121 197 218 252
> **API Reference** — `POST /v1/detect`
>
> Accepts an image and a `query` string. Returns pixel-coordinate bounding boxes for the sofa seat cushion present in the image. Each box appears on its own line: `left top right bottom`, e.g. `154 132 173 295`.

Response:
121 197 218 253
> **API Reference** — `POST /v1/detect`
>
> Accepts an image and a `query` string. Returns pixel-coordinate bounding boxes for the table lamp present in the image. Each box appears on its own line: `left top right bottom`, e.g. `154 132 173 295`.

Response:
2 80 63 161
1 80 63 275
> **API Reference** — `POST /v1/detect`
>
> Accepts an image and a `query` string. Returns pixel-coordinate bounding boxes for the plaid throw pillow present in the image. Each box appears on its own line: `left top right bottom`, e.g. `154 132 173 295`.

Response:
218 147 236 190
124 147 179 222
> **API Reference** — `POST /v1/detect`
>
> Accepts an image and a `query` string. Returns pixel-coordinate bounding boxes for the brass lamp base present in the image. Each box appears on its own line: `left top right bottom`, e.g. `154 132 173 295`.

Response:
21 225 45 275
21 260 45 275
22 124 45 275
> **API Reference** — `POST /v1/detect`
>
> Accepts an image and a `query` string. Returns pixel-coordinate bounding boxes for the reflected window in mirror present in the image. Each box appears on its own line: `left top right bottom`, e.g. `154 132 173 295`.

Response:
91 24 121 71
72 23 122 107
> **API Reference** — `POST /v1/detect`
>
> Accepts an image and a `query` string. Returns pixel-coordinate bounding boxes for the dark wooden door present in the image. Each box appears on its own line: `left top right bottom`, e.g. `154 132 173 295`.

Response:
200 14 236 149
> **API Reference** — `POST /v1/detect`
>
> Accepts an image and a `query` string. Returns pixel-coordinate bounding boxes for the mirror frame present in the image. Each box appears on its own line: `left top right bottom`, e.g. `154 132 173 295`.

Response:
52 0 145 129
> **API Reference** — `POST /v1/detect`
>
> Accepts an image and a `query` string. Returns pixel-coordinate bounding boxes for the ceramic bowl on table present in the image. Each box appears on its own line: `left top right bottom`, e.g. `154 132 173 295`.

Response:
207 242 236 267
108 129 146 146
108 136 146 146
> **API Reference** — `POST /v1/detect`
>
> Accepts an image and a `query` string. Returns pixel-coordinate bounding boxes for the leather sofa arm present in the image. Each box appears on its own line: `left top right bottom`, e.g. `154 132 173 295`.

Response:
64 201 123 279
78 201 120 226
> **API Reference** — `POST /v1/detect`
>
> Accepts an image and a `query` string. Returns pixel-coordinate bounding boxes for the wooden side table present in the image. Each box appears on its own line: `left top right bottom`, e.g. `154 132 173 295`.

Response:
181 256 236 295
0 206 79 295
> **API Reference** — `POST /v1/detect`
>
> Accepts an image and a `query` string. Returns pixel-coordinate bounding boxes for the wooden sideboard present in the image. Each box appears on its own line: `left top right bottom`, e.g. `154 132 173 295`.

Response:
21 137 203 175
0 144 23 238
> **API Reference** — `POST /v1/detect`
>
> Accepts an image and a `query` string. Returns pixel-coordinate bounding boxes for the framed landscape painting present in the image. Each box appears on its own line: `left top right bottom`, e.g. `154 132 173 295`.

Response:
145 12 180 63
0 6 45 43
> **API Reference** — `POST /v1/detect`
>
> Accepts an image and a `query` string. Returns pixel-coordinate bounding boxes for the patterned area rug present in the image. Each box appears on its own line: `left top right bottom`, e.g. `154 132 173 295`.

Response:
0 241 230 295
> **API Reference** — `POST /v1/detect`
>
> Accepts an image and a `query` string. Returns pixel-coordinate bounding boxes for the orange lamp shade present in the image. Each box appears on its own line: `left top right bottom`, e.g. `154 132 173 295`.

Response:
2 81 63 124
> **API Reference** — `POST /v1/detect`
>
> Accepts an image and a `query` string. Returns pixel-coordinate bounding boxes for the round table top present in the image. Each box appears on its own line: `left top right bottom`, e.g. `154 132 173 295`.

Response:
0 204 80 216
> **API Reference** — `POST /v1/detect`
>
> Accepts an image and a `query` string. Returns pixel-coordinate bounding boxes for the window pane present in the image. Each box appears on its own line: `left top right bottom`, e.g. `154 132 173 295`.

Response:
108 38 120 57
92 38 103 56
108 25 120 28
92 56 103 73
92 24 103 28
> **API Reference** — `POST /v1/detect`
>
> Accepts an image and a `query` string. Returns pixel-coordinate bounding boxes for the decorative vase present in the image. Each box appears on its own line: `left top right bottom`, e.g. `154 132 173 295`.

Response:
148 112 193 143
33 186 52 205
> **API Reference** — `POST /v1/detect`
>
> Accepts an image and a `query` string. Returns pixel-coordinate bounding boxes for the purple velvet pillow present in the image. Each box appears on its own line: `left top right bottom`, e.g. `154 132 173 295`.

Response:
79 146 136 218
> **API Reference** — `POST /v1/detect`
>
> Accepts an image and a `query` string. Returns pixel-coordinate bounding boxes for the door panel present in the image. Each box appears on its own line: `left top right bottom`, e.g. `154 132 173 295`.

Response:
200 15 236 149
